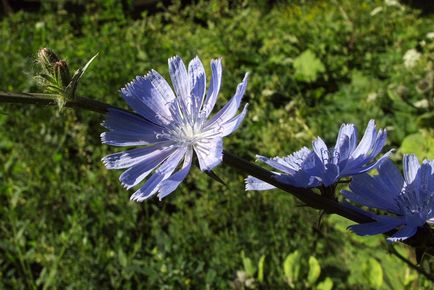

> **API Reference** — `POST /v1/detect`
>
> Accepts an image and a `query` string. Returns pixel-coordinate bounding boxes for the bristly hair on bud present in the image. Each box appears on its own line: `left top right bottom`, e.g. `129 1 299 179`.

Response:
37 48 60 73
34 48 97 110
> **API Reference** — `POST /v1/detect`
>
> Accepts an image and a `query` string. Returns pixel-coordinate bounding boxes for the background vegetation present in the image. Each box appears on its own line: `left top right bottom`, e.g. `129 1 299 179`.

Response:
0 0 433 288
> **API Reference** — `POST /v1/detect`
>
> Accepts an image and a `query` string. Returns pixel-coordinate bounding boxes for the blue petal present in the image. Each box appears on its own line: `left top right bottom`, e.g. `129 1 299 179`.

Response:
345 129 388 176
335 123 358 153
102 108 163 133
334 135 351 171
205 73 248 128
101 132 160 147
130 148 187 202
101 109 163 146
349 218 401 236
103 146 169 169
120 146 176 189
420 160 434 195
168 56 190 107
342 172 399 212
282 147 312 170
322 163 339 187
194 137 223 171
350 119 376 160
121 71 176 124
158 149 193 200
276 172 320 188
256 155 298 174
387 225 418 242
342 149 393 176
376 158 404 200
403 154 421 185
245 176 276 191
188 56 206 114
366 128 387 160
220 104 248 137
312 137 329 166
202 58 222 117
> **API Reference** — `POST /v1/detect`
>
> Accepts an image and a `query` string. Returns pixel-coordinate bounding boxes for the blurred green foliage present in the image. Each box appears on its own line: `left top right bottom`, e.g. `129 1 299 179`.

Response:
0 0 433 288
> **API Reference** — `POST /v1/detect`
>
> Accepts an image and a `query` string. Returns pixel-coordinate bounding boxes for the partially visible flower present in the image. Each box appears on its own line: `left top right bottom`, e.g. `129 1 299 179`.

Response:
246 120 391 190
427 32 434 39
102 56 248 201
403 49 421 69
343 155 434 242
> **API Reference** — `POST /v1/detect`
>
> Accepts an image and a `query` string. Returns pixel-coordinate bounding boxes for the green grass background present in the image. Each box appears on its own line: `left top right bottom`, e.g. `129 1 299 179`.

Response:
0 0 433 289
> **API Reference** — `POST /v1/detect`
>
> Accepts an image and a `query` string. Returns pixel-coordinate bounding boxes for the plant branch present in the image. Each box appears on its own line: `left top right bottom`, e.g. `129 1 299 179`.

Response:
389 245 434 282
1 90 434 256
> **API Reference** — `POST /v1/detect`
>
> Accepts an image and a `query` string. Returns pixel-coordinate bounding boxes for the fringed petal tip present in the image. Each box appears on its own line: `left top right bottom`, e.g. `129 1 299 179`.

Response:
245 176 276 191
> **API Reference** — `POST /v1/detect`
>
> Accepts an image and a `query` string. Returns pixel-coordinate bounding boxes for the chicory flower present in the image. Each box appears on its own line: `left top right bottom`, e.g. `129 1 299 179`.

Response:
102 56 248 201
246 120 391 190
343 155 434 242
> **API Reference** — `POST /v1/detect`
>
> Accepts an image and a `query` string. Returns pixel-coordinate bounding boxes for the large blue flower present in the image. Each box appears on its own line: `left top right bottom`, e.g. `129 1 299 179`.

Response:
102 56 248 201
246 120 391 190
343 155 434 242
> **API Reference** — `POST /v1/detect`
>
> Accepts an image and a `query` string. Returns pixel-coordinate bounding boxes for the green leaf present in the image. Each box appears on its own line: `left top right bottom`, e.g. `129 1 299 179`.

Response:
293 49 325 82
241 251 256 277
315 277 333 290
399 129 434 159
257 255 266 283
307 256 321 286
283 250 301 287
364 258 383 289
118 248 128 268
65 53 99 100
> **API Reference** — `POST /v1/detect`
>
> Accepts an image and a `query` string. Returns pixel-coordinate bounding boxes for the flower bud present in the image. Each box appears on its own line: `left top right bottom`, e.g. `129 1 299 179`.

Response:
54 60 71 88
37 48 60 71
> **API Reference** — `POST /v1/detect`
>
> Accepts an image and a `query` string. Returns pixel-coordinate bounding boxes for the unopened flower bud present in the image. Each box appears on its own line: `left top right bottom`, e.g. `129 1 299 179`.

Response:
37 48 60 71
54 60 71 88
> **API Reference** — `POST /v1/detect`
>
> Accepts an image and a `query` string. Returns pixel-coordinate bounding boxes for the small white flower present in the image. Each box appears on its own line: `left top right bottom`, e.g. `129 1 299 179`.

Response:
385 0 401 7
427 32 434 39
403 49 421 69
367 92 378 102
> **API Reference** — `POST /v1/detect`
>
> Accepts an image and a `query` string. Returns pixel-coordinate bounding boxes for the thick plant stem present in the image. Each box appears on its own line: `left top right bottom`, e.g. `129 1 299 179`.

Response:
0 91 129 114
1 91 433 256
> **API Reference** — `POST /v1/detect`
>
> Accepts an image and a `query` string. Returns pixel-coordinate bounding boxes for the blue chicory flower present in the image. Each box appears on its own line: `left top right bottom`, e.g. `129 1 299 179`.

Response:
102 56 248 201
246 120 391 190
343 154 434 242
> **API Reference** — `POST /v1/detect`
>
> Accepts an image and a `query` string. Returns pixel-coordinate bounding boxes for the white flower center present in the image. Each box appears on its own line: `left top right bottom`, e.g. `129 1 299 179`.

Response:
155 99 222 147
